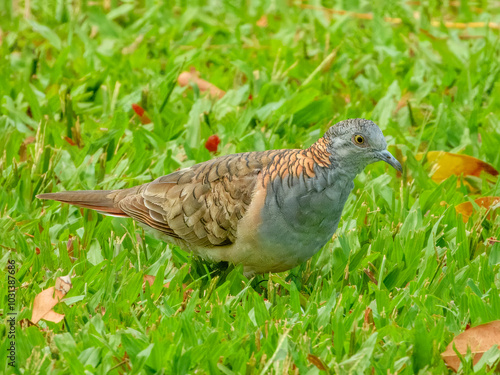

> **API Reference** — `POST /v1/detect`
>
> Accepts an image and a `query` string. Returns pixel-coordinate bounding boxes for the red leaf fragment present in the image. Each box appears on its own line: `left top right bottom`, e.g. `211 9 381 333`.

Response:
205 135 221 153
131 103 152 124
131 103 145 117
64 136 76 146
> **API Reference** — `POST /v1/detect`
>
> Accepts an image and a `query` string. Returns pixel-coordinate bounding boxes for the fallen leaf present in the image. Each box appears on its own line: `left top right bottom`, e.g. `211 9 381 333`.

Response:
143 275 170 289
178 70 225 99
455 197 500 223
31 287 64 324
131 103 152 124
205 135 221 153
256 15 268 27
143 274 156 287
19 136 36 162
416 151 498 183
31 275 73 324
364 307 374 328
71 117 84 148
442 320 500 372
64 136 76 146
307 353 329 371
41 310 65 324
363 268 378 285
131 103 145 117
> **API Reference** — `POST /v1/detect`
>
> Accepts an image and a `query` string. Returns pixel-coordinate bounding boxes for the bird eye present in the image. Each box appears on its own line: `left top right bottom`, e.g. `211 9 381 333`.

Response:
353 135 365 145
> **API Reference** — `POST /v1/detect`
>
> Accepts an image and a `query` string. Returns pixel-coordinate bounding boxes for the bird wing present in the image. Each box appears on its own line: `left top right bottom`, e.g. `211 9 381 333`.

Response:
117 152 270 247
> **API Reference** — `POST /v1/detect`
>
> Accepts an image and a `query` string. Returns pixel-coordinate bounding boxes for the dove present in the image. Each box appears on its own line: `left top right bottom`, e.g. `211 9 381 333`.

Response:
38 118 402 276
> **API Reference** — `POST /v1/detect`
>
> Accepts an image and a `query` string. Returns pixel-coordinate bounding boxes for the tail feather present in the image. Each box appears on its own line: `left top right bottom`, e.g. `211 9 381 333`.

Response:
37 190 128 217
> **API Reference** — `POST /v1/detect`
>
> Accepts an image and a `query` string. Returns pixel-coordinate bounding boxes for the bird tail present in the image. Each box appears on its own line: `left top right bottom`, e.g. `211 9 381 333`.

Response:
37 189 129 217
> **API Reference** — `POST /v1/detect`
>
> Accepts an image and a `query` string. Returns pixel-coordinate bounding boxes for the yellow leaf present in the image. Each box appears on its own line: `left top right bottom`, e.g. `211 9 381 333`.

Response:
416 151 498 182
455 197 500 223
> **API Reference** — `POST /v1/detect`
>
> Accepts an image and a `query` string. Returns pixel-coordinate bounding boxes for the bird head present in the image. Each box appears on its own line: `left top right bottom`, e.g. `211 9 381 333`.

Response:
324 118 403 173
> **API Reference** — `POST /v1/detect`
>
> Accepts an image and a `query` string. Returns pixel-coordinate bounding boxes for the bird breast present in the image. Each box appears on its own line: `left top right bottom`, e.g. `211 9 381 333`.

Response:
253 167 355 268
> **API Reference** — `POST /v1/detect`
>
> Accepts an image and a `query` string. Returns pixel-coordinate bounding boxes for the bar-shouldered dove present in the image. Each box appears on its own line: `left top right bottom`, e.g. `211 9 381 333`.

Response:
38 118 402 276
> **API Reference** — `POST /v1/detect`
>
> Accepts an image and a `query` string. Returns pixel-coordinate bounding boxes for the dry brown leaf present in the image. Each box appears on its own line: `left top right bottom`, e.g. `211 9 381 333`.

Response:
364 307 374 328
455 197 500 223
363 268 378 285
31 276 73 324
177 71 225 99
143 274 156 287
19 136 36 162
31 287 64 324
42 310 65 324
256 15 268 27
442 321 500 371
416 151 498 183
143 275 170 289
71 118 84 148
307 353 329 371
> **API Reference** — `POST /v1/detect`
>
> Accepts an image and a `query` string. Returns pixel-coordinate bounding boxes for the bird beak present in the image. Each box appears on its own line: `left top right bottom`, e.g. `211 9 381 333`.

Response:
377 150 403 172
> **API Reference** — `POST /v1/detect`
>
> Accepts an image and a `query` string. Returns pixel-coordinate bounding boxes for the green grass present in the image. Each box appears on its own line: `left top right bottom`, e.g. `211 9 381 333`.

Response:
2 1 500 374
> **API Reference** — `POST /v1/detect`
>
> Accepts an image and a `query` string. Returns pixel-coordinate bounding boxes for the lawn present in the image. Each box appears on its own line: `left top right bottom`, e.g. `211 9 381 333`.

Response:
1 1 500 374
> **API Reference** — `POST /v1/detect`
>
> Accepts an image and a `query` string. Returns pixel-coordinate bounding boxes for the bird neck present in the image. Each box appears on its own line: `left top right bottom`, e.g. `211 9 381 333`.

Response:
260 137 359 191
304 137 332 170
314 135 365 180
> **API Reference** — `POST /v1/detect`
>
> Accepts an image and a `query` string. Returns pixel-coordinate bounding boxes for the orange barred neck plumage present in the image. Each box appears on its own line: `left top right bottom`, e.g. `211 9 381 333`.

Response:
261 136 332 187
